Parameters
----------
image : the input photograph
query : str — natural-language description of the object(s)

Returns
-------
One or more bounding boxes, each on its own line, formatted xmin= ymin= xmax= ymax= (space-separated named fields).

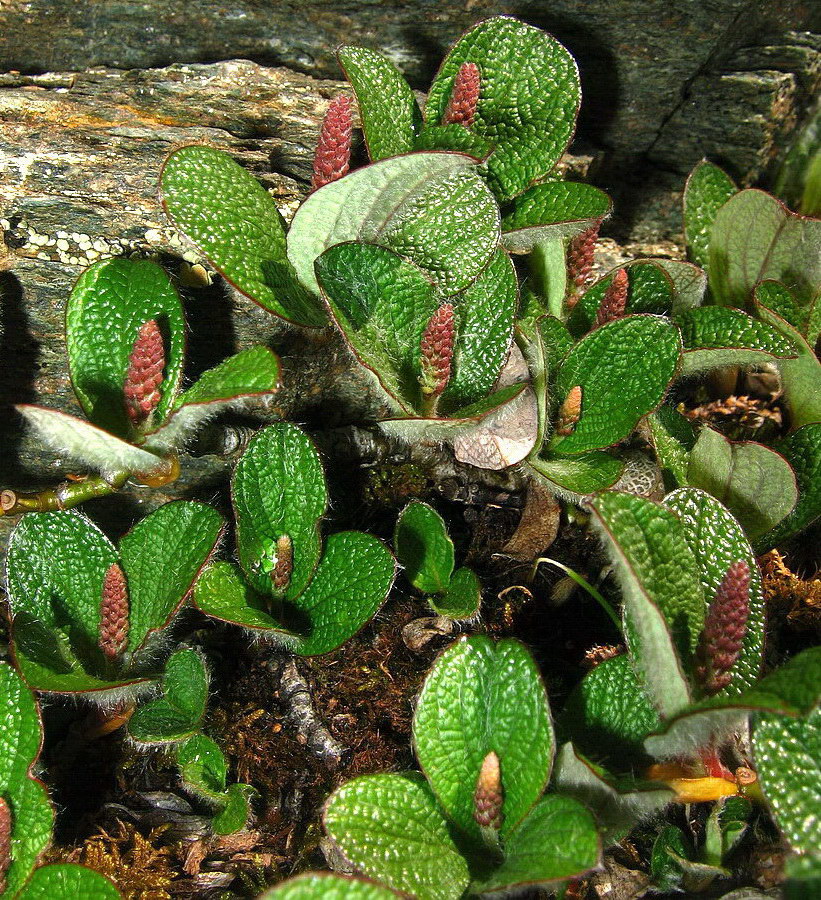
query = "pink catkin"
xmin=442 ymin=62 xmax=480 ymax=128
xmin=419 ymin=303 xmax=455 ymax=397
xmin=697 ymin=561 xmax=751 ymax=695
xmin=567 ymin=225 xmax=599 ymax=290
xmin=473 ymin=751 xmax=503 ymax=830
xmin=595 ymin=268 xmax=629 ymax=327
xmin=312 ymin=94 xmax=353 ymax=190
xmin=124 ymin=319 xmax=164 ymax=426
xmin=557 ymin=385 xmax=583 ymax=435
xmin=0 ymin=796 xmax=10 ymax=895
xmin=99 ymin=562 xmax=129 ymax=661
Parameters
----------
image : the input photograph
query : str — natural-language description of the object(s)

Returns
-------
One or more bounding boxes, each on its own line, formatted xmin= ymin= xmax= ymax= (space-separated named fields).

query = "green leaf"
xmin=289 ymin=152 xmax=499 ymax=296
xmin=413 ymin=635 xmax=553 ymax=842
xmin=337 ymin=46 xmax=421 ymax=160
xmin=128 ymin=648 xmax=209 ymax=744
xmin=16 ymin=405 xmax=166 ymax=481
xmin=684 ymin=427 xmax=798 ymax=541
xmin=590 ymin=493 xmax=699 ymax=718
xmin=119 ymin=501 xmax=224 ymax=652
xmin=426 ymin=17 xmax=580 ymax=201
xmin=683 ymin=161 xmax=738 ymax=270
xmin=394 ymin=501 xmax=454 ymax=594
xmin=754 ymin=280 xmax=807 ymax=332
xmin=260 ymin=873 xmax=404 ymax=899
xmin=440 ymin=249 xmax=518 ymax=413
xmin=552 ymin=316 xmax=681 ymax=454
xmin=752 ymin=706 xmax=821 ymax=856
xmin=160 ymin=145 xmax=323 ymax=325
xmin=0 ymin=664 xmax=54 ymax=898
xmin=316 ymin=242 xmax=438 ymax=413
xmin=323 ymin=773 xmax=470 ymax=900
xmin=212 ymin=783 xmax=255 ymax=835
xmin=529 ymin=450 xmax=624 ymax=498
xmin=232 ymin=424 xmax=327 ymax=601
xmin=677 ymin=306 xmax=797 ymax=375
xmin=66 ymin=258 xmax=185 ymax=437
xmin=413 ymin=125 xmax=493 ymax=159
xmin=709 ymin=189 xmax=821 ymax=309
xmin=472 ymin=795 xmax=600 ymax=894
xmin=147 ymin=346 xmax=281 ymax=451
xmin=16 ymin=864 xmax=122 ymax=899
xmin=552 ymin=743 xmax=672 ymax=846
xmin=651 ymin=825 xmax=688 ymax=892
xmin=501 ymin=182 xmax=611 ymax=253
xmin=177 ymin=734 xmax=228 ymax=800
xmin=431 ymin=567 xmax=482 ymax=620
xmin=664 ymin=488 xmax=765 ymax=694
xmin=647 ymin=406 xmax=696 ymax=488
xmin=757 ymin=423 xmax=821 ymax=552
xmin=652 ymin=259 xmax=708 ymax=313
xmin=558 ymin=655 xmax=663 ymax=770
xmin=527 ymin=240 xmax=567 ymax=320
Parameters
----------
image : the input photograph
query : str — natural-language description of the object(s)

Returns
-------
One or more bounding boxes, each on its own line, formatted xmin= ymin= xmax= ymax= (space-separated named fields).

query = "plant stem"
xmin=530 ymin=556 xmax=622 ymax=632
xmin=0 ymin=472 xmax=130 ymax=516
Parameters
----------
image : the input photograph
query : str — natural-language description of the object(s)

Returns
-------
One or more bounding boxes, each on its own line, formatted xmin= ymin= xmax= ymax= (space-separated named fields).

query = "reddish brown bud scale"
xmin=419 ymin=303 xmax=455 ymax=398
xmin=595 ymin=268 xmax=629 ymax=328
xmin=271 ymin=534 xmax=293 ymax=594
xmin=696 ymin=560 xmax=751 ymax=695
xmin=557 ymin=385 xmax=583 ymax=435
xmin=99 ymin=562 xmax=129 ymax=662
xmin=124 ymin=318 xmax=164 ymax=426
xmin=312 ymin=94 xmax=353 ymax=190
xmin=473 ymin=751 xmax=503 ymax=830
xmin=0 ymin=796 xmax=11 ymax=895
xmin=442 ymin=62 xmax=481 ymax=128
xmin=567 ymin=225 xmax=599 ymax=290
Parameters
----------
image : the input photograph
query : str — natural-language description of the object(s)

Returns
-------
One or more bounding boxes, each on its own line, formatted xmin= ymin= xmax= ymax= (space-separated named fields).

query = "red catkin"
xmin=473 ymin=751 xmax=503 ymax=830
xmin=271 ymin=534 xmax=293 ymax=594
xmin=697 ymin=561 xmax=751 ymax=695
xmin=442 ymin=62 xmax=480 ymax=128
xmin=557 ymin=385 xmax=583 ymax=435
xmin=311 ymin=94 xmax=353 ymax=190
xmin=99 ymin=562 xmax=129 ymax=662
xmin=595 ymin=268 xmax=629 ymax=327
xmin=124 ymin=319 xmax=164 ymax=426
xmin=567 ymin=225 xmax=599 ymax=290
xmin=0 ymin=796 xmax=11 ymax=895
xmin=419 ymin=303 xmax=455 ymax=398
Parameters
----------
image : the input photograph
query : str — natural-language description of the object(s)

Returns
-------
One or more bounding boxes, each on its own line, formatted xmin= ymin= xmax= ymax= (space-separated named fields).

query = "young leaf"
xmin=394 ymin=501 xmax=455 ymax=594
xmin=426 ymin=17 xmax=580 ymax=201
xmin=128 ymin=648 xmax=209 ymax=744
xmin=590 ymin=493 xmax=700 ymax=718
xmin=664 ymin=489 xmax=765 ymax=694
xmin=337 ymin=46 xmax=421 ymax=160
xmin=212 ymin=783 xmax=255 ymax=835
xmin=431 ymin=567 xmax=481 ymax=620
xmin=177 ymin=734 xmax=229 ymax=801
xmin=118 ymin=501 xmax=224 ymax=652
xmin=160 ymin=145 xmax=323 ymax=326
xmin=471 ymin=794 xmax=600 ymax=894
xmin=66 ymin=258 xmax=185 ymax=437
xmin=289 ymin=152 xmax=499 ymax=296
xmin=527 ymin=240 xmax=567 ymax=321
xmin=324 ymin=773 xmax=470 ymax=900
xmin=684 ymin=427 xmax=798 ymax=541
xmin=529 ymin=450 xmax=624 ymax=499
xmin=552 ymin=316 xmax=682 ymax=454
xmin=500 ymin=182 xmax=612 ymax=253
xmin=683 ymin=161 xmax=737 ymax=270
xmin=16 ymin=864 xmax=122 ymax=899
xmin=413 ymin=635 xmax=553 ymax=842
xmin=232 ymin=424 xmax=327 ymax=600
xmin=647 ymin=406 xmax=696 ymax=488
xmin=260 ymin=873 xmax=404 ymax=899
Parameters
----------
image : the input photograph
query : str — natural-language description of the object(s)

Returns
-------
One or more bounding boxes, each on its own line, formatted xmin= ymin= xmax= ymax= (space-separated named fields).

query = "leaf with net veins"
xmin=683 ymin=161 xmax=737 ymax=270
xmin=394 ymin=501 xmax=454 ymax=594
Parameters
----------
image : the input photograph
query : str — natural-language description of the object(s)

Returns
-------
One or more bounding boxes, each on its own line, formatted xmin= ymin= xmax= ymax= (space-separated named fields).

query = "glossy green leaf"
xmin=324 ymin=773 xmax=470 ymax=900
xmin=431 ymin=567 xmax=482 ymax=620
xmin=128 ymin=648 xmax=208 ymax=744
xmin=590 ymin=493 xmax=699 ymax=718
xmin=66 ymin=258 xmax=185 ymax=437
xmin=757 ymin=423 xmax=821 ymax=552
xmin=119 ymin=501 xmax=223 ymax=652
xmin=685 ymin=427 xmax=798 ymax=541
xmin=647 ymin=406 xmax=696 ymax=488
xmin=552 ymin=316 xmax=681 ymax=454
xmin=664 ymin=489 xmax=765 ymax=694
xmin=709 ymin=189 xmax=821 ymax=309
xmin=529 ymin=450 xmax=624 ymax=498
xmin=413 ymin=635 xmax=553 ymax=842
xmin=473 ymin=795 xmax=600 ymax=894
xmin=212 ymin=783 xmax=255 ymax=835
xmin=160 ymin=145 xmax=322 ymax=325
xmin=501 ymin=182 xmax=611 ymax=252
xmin=177 ymin=734 xmax=228 ymax=800
xmin=289 ymin=152 xmax=499 ymax=296
xmin=394 ymin=501 xmax=454 ymax=594
xmin=683 ymin=161 xmax=737 ymax=269
xmin=232 ymin=424 xmax=327 ymax=600
xmin=677 ymin=306 xmax=797 ymax=375
xmin=260 ymin=873 xmax=403 ymax=899
xmin=413 ymin=125 xmax=493 ymax=159
xmin=651 ymin=825 xmax=688 ymax=892
xmin=426 ymin=17 xmax=580 ymax=201
xmin=147 ymin=346 xmax=281 ymax=451
xmin=337 ymin=46 xmax=421 ymax=160
xmin=527 ymin=240 xmax=567 ymax=321
xmin=16 ymin=864 xmax=122 ymax=899
xmin=16 ymin=405 xmax=165 ymax=481
xmin=755 ymin=280 xmax=807 ymax=332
